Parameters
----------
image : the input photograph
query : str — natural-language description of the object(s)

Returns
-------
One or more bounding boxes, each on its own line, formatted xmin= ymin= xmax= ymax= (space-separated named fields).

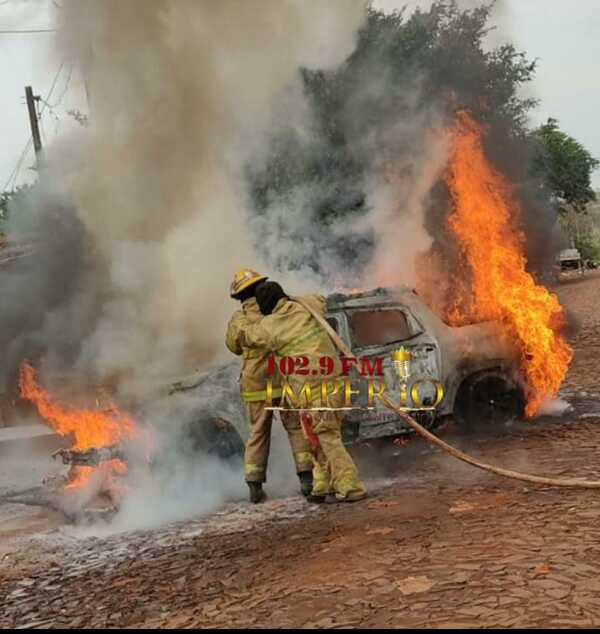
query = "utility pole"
xmin=24 ymin=86 xmax=43 ymax=168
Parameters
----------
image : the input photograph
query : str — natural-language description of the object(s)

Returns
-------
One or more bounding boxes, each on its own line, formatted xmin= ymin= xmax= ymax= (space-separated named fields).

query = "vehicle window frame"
xmin=326 ymin=316 xmax=340 ymax=333
xmin=325 ymin=312 xmax=354 ymax=352
xmin=346 ymin=306 xmax=423 ymax=349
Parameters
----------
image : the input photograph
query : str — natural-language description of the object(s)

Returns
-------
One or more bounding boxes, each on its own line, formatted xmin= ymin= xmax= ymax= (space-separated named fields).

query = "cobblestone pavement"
xmin=555 ymin=272 xmax=600 ymax=394
xmin=1 ymin=274 xmax=600 ymax=629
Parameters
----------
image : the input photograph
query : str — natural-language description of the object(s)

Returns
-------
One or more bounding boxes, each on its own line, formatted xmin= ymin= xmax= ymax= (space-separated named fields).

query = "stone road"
xmin=1 ymin=274 xmax=600 ymax=628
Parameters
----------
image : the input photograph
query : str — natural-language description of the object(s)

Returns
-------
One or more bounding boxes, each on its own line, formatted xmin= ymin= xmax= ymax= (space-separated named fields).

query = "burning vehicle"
xmin=6 ymin=112 xmax=572 ymax=524
xmin=170 ymin=285 xmax=525 ymax=447
xmin=170 ymin=114 xmax=574 ymax=451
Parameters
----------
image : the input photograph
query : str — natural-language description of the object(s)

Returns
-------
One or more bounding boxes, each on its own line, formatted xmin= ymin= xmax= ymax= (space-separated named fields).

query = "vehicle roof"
xmin=326 ymin=285 xmax=422 ymax=311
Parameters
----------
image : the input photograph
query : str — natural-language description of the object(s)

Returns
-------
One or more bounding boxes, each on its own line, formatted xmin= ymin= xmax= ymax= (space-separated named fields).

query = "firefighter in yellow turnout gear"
xmin=240 ymin=281 xmax=367 ymax=503
xmin=226 ymin=269 xmax=314 ymax=504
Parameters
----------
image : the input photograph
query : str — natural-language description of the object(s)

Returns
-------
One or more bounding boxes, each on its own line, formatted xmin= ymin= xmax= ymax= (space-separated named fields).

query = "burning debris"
xmin=53 ymin=446 xmax=126 ymax=467
xmin=18 ymin=361 xmax=151 ymax=521
xmin=18 ymin=361 xmax=138 ymax=451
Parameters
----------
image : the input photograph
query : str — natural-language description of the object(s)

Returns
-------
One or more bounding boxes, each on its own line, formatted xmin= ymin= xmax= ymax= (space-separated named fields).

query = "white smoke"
xmin=47 ymin=0 xmax=366 ymax=396
xmin=363 ymin=122 xmax=450 ymax=289
xmin=535 ymin=397 xmax=573 ymax=417
xmin=248 ymin=35 xmax=452 ymax=294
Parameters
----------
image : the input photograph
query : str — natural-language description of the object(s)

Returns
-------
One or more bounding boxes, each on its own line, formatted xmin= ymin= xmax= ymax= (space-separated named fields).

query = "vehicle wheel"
xmin=454 ymin=372 xmax=525 ymax=433
xmin=183 ymin=416 xmax=245 ymax=461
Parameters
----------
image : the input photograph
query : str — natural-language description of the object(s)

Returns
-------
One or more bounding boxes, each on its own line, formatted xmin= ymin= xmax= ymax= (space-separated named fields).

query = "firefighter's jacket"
xmin=238 ymin=295 xmax=343 ymax=406
xmin=225 ymin=298 xmax=276 ymax=402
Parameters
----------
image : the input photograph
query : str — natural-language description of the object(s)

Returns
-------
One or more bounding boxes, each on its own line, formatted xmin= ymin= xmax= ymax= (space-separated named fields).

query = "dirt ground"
xmin=2 ymin=273 xmax=600 ymax=629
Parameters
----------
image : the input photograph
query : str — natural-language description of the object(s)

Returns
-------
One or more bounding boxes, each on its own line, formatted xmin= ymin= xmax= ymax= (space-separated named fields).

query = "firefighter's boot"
xmin=247 ymin=481 xmax=266 ymax=504
xmin=324 ymin=491 xmax=367 ymax=504
xmin=312 ymin=412 xmax=367 ymax=502
xmin=298 ymin=471 xmax=313 ymax=497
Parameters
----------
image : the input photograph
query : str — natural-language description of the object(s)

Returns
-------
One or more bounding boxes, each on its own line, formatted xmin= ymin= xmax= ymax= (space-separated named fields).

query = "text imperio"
xmin=265 ymin=377 xmax=444 ymax=411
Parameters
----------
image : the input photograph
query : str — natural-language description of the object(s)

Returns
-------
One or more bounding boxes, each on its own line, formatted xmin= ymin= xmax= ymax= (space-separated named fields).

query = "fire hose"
xmin=293 ymin=297 xmax=600 ymax=489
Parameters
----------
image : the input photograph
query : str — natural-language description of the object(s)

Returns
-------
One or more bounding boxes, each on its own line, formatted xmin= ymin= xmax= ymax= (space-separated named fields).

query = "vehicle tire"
xmin=453 ymin=372 xmax=525 ymax=433
xmin=183 ymin=416 xmax=245 ymax=462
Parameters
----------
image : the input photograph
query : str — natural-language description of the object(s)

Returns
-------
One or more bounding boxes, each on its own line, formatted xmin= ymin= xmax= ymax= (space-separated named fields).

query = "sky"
xmin=1 ymin=0 xmax=599 ymax=191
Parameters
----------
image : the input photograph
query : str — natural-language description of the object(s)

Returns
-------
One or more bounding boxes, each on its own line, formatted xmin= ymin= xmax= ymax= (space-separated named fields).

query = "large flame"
xmin=445 ymin=111 xmax=573 ymax=416
xmin=19 ymin=361 xmax=137 ymax=451
xmin=18 ymin=361 xmax=141 ymax=498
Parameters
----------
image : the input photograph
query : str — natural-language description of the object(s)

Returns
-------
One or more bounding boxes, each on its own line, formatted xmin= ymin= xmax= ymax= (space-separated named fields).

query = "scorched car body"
xmin=169 ymin=286 xmax=525 ymax=454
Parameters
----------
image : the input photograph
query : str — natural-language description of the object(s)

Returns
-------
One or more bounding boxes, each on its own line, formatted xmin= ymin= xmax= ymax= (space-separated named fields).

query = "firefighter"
xmin=240 ymin=281 xmax=367 ymax=504
xmin=226 ymin=269 xmax=314 ymax=504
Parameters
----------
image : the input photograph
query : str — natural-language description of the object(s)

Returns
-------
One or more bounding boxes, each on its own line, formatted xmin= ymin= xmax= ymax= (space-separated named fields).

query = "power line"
xmin=0 ymin=29 xmax=56 ymax=34
xmin=49 ymin=63 xmax=73 ymax=111
xmin=11 ymin=139 xmax=33 ymax=191
xmin=2 ymin=62 xmax=66 ymax=192
xmin=2 ymin=137 xmax=32 ymax=193
xmin=39 ymin=61 xmax=65 ymax=116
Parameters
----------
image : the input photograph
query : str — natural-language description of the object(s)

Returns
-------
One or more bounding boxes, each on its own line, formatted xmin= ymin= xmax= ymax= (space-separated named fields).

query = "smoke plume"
xmin=1 ymin=0 xmax=367 ymax=397
xmin=58 ymin=0 xmax=366 ymax=394
xmin=249 ymin=0 xmax=553 ymax=315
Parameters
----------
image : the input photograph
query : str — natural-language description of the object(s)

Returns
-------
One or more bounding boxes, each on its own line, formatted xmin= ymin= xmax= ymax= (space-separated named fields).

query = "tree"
xmin=574 ymin=231 xmax=600 ymax=263
xmin=532 ymin=118 xmax=599 ymax=213
xmin=0 ymin=184 xmax=35 ymax=235
xmin=248 ymin=1 xmax=542 ymax=279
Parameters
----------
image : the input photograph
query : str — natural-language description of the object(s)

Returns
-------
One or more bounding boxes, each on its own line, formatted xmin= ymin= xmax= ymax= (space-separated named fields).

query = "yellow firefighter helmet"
xmin=230 ymin=268 xmax=268 ymax=298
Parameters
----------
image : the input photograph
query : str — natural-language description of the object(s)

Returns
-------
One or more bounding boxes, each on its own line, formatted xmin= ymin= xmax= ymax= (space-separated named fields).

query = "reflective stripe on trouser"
xmin=312 ymin=456 xmax=331 ymax=497
xmin=241 ymin=386 xmax=282 ymax=403
xmin=310 ymin=411 xmax=367 ymax=499
xmin=244 ymin=401 xmax=314 ymax=483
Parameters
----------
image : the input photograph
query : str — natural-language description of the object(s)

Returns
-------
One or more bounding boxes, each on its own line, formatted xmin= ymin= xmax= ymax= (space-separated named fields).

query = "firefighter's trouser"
xmin=244 ymin=401 xmax=314 ymax=483
xmin=309 ymin=411 xmax=367 ymax=500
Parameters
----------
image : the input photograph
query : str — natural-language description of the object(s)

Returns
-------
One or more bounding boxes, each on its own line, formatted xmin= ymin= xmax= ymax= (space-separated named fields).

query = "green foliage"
xmin=249 ymin=1 xmax=541 ymax=276
xmin=574 ymin=231 xmax=600 ymax=262
xmin=300 ymin=1 xmax=538 ymax=160
xmin=532 ymin=118 xmax=599 ymax=212
xmin=0 ymin=191 xmax=11 ymax=223
xmin=307 ymin=2 xmax=535 ymax=125
xmin=0 ymin=184 xmax=35 ymax=233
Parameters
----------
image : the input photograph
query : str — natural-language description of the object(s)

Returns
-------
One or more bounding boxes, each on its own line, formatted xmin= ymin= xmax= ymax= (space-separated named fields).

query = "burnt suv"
xmin=168 ymin=286 xmax=525 ymax=457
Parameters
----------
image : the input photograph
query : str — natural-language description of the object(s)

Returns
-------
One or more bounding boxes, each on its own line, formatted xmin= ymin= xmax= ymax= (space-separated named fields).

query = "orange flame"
xmin=18 ymin=361 xmax=142 ymax=499
xmin=65 ymin=466 xmax=95 ymax=490
xmin=445 ymin=111 xmax=573 ymax=416
xmin=19 ymin=361 xmax=137 ymax=451
xmin=64 ymin=460 xmax=129 ymax=490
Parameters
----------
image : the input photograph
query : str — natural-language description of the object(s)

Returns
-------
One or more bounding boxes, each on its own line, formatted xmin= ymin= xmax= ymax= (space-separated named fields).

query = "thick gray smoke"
xmin=246 ymin=21 xmax=452 ymax=292
xmin=246 ymin=66 xmax=451 ymax=289
xmin=54 ymin=0 xmax=366 ymax=396
xmin=248 ymin=0 xmax=550 ymax=311
xmin=0 ymin=1 xmax=368 ymax=528
xmin=1 ymin=0 xmax=366 ymax=397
